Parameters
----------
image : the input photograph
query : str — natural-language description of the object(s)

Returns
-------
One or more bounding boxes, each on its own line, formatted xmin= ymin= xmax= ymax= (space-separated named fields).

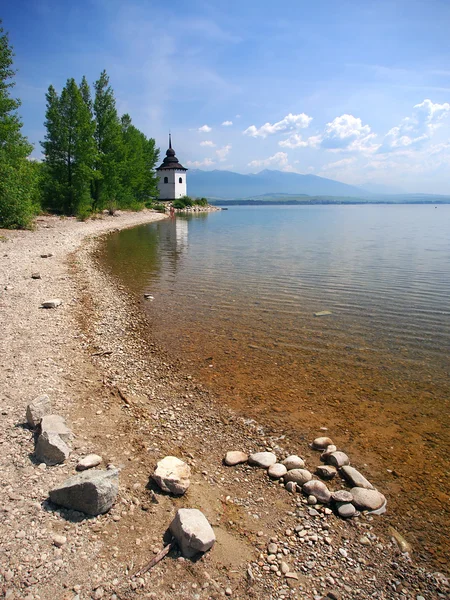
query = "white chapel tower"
xmin=156 ymin=134 xmax=188 ymax=200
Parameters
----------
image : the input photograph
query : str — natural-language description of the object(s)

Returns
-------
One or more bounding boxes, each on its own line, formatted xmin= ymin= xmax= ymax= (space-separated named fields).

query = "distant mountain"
xmin=359 ymin=182 xmax=406 ymax=195
xmin=188 ymin=169 xmax=367 ymax=199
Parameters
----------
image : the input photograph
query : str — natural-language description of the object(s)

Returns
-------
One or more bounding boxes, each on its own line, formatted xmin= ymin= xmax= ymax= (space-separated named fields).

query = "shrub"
xmin=172 ymin=199 xmax=185 ymax=209
xmin=194 ymin=197 xmax=208 ymax=207
xmin=152 ymin=203 xmax=166 ymax=212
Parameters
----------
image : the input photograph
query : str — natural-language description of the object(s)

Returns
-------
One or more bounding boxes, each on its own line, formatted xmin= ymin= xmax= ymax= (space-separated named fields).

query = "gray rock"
xmin=267 ymin=463 xmax=287 ymax=479
xmin=302 ymin=480 xmax=331 ymax=504
xmin=351 ymin=487 xmax=386 ymax=511
xmin=307 ymin=495 xmax=317 ymax=505
xmin=76 ymin=454 xmax=102 ymax=471
xmin=152 ymin=456 xmax=191 ymax=495
xmin=40 ymin=415 xmax=73 ymax=443
xmin=35 ymin=431 xmax=70 ymax=465
xmin=169 ymin=508 xmax=216 ymax=558
xmin=340 ymin=465 xmax=374 ymax=490
xmin=282 ymin=455 xmax=305 ymax=470
xmin=285 ymin=481 xmax=297 ymax=494
xmin=224 ymin=451 xmax=248 ymax=466
xmin=49 ymin=469 xmax=119 ymax=515
xmin=284 ymin=469 xmax=313 ymax=486
xmin=248 ymin=452 xmax=277 ymax=468
xmin=26 ymin=394 xmax=51 ymax=428
xmin=41 ymin=299 xmax=62 ymax=309
xmin=316 ymin=465 xmax=337 ymax=480
xmin=312 ymin=436 xmax=334 ymax=450
xmin=326 ymin=451 xmax=350 ymax=468
xmin=31 ymin=272 xmax=41 ymax=279
xmin=336 ymin=502 xmax=356 ymax=518
xmin=332 ymin=490 xmax=354 ymax=503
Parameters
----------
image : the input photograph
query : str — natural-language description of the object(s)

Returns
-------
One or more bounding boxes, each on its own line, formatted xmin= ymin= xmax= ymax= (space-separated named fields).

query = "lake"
xmin=102 ymin=204 xmax=450 ymax=567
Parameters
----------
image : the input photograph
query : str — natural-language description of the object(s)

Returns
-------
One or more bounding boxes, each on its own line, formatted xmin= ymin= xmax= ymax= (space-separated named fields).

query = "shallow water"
xmin=102 ymin=205 xmax=450 ymax=568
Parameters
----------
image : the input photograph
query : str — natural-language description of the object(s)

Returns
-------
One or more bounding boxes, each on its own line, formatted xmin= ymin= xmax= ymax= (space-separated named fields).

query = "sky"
xmin=3 ymin=0 xmax=450 ymax=193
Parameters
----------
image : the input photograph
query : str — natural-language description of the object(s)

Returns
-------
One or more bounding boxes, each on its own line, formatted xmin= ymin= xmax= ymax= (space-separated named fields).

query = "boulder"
xmin=326 ymin=451 xmax=350 ymax=468
xmin=169 ymin=508 xmax=216 ymax=558
xmin=35 ymin=431 xmax=70 ymax=465
xmin=41 ymin=299 xmax=62 ymax=309
xmin=49 ymin=469 xmax=119 ymax=516
xmin=331 ymin=490 xmax=354 ymax=503
xmin=282 ymin=455 xmax=305 ymax=470
xmin=224 ymin=451 xmax=248 ymax=466
xmin=267 ymin=463 xmax=287 ymax=479
xmin=26 ymin=394 xmax=51 ymax=428
xmin=340 ymin=466 xmax=374 ymax=490
xmin=312 ymin=437 xmax=334 ymax=450
xmin=152 ymin=456 xmax=191 ymax=495
xmin=40 ymin=415 xmax=73 ymax=443
xmin=248 ymin=452 xmax=277 ymax=468
xmin=284 ymin=469 xmax=312 ymax=486
xmin=76 ymin=454 xmax=102 ymax=471
xmin=316 ymin=465 xmax=337 ymax=480
xmin=336 ymin=502 xmax=356 ymax=518
xmin=351 ymin=487 xmax=386 ymax=511
xmin=302 ymin=480 xmax=331 ymax=504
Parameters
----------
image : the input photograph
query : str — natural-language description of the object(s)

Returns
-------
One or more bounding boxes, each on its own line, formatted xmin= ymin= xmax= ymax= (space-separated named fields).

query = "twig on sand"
xmin=133 ymin=540 xmax=176 ymax=577
xmin=91 ymin=350 xmax=113 ymax=357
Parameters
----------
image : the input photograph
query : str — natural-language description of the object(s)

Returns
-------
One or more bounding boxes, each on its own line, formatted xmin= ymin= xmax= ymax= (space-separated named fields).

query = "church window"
xmin=179 ymin=177 xmax=183 ymax=184
xmin=164 ymin=176 xmax=168 ymax=184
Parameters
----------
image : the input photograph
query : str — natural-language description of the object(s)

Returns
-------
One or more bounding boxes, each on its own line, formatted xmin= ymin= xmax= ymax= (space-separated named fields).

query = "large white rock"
xmin=248 ymin=452 xmax=277 ymax=468
xmin=170 ymin=508 xmax=216 ymax=558
xmin=152 ymin=456 xmax=191 ymax=495
xmin=76 ymin=454 xmax=102 ymax=471
xmin=326 ymin=451 xmax=350 ymax=468
xmin=268 ymin=463 xmax=287 ymax=479
xmin=282 ymin=455 xmax=305 ymax=470
xmin=224 ymin=451 xmax=248 ymax=466
xmin=284 ymin=469 xmax=313 ymax=486
xmin=26 ymin=394 xmax=51 ymax=428
xmin=40 ymin=415 xmax=73 ymax=443
xmin=302 ymin=480 xmax=331 ymax=504
xmin=340 ymin=466 xmax=374 ymax=490
xmin=351 ymin=487 xmax=386 ymax=511
xmin=312 ymin=436 xmax=334 ymax=450
xmin=35 ymin=431 xmax=70 ymax=465
xmin=49 ymin=469 xmax=119 ymax=516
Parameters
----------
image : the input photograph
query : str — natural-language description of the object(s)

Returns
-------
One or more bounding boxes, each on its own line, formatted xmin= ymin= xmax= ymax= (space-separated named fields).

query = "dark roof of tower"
xmin=156 ymin=134 xmax=188 ymax=171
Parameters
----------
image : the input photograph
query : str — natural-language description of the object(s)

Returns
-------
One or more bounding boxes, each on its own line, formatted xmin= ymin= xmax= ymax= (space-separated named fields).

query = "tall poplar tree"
xmin=0 ymin=20 xmax=39 ymax=228
xmin=93 ymin=70 xmax=123 ymax=212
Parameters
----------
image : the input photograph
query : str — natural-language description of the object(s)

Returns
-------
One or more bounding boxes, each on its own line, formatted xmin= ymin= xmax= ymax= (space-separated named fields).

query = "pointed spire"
xmin=169 ymin=132 xmax=172 ymax=149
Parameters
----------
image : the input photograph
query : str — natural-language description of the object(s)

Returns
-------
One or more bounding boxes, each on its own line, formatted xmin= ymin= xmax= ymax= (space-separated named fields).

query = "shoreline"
xmin=0 ymin=213 xmax=448 ymax=599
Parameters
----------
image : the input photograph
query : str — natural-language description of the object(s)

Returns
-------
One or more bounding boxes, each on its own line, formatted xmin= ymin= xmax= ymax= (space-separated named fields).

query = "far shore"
xmin=0 ymin=211 xmax=448 ymax=599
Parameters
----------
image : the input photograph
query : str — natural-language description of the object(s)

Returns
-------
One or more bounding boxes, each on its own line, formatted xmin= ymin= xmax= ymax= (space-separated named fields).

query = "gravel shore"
xmin=0 ymin=213 xmax=448 ymax=600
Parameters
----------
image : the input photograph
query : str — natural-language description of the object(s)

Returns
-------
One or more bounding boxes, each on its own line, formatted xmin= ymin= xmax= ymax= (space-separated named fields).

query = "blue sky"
xmin=3 ymin=0 xmax=450 ymax=193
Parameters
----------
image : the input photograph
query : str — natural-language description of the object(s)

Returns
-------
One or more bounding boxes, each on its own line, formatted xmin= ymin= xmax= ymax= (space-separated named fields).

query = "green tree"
xmin=92 ymin=70 xmax=123 ymax=212
xmin=0 ymin=20 xmax=39 ymax=228
xmin=41 ymin=78 xmax=97 ymax=217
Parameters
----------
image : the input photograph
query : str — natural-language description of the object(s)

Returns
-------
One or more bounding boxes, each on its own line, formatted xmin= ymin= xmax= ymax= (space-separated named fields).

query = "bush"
xmin=0 ymin=160 xmax=41 ymax=229
xmin=194 ymin=197 xmax=208 ymax=207
xmin=172 ymin=199 xmax=185 ymax=209
xmin=152 ymin=203 xmax=166 ymax=212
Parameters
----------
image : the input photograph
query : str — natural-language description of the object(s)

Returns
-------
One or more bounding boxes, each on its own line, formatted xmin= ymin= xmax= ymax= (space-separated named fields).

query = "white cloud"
xmin=186 ymin=158 xmax=215 ymax=167
xmin=200 ymin=140 xmax=216 ymax=147
xmin=321 ymin=157 xmax=357 ymax=171
xmin=248 ymin=152 xmax=289 ymax=169
xmin=317 ymin=114 xmax=379 ymax=153
xmin=243 ymin=113 xmax=312 ymax=138
xmin=198 ymin=124 xmax=212 ymax=133
xmin=222 ymin=120 xmax=233 ymax=126
xmin=383 ymin=98 xmax=450 ymax=150
xmin=279 ymin=134 xmax=310 ymax=148
xmin=216 ymin=144 xmax=232 ymax=161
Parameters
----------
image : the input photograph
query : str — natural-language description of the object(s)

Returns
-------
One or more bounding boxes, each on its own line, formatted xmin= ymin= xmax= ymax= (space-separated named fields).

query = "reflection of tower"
xmin=175 ymin=218 xmax=188 ymax=249
xmin=156 ymin=134 xmax=188 ymax=200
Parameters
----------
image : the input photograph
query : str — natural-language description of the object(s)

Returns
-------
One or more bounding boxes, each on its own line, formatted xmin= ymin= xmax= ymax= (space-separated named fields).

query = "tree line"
xmin=0 ymin=20 xmax=160 ymax=229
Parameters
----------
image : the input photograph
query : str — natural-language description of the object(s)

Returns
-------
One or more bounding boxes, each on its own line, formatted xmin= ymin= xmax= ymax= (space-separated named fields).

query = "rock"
xmin=280 ymin=561 xmax=289 ymax=574
xmin=282 ymin=455 xmax=305 ymax=470
xmin=224 ymin=451 xmax=248 ymax=466
xmin=316 ymin=465 xmax=337 ymax=480
xmin=302 ymin=480 xmax=331 ymax=503
xmin=326 ymin=451 xmax=350 ymax=468
xmin=336 ymin=502 xmax=356 ymax=518
xmin=40 ymin=415 xmax=73 ymax=443
xmin=388 ymin=526 xmax=412 ymax=553
xmin=285 ymin=481 xmax=297 ymax=494
xmin=52 ymin=534 xmax=67 ymax=547
xmin=307 ymin=495 xmax=317 ymax=505
xmin=331 ymin=490 xmax=353 ymax=503
xmin=31 ymin=272 xmax=41 ymax=279
xmin=152 ymin=456 xmax=191 ymax=495
xmin=351 ymin=487 xmax=386 ymax=511
xmin=49 ymin=469 xmax=119 ymax=516
xmin=40 ymin=253 xmax=53 ymax=258
xmin=312 ymin=437 xmax=334 ymax=450
xmin=267 ymin=542 xmax=278 ymax=554
xmin=267 ymin=463 xmax=287 ymax=479
xmin=76 ymin=454 xmax=102 ymax=471
xmin=26 ymin=394 xmax=51 ymax=428
xmin=339 ymin=465 xmax=374 ymax=490
xmin=35 ymin=431 xmax=70 ymax=465
xmin=169 ymin=508 xmax=216 ymax=558
xmin=320 ymin=445 xmax=338 ymax=462
xmin=284 ymin=469 xmax=313 ymax=486
xmin=248 ymin=452 xmax=277 ymax=468
xmin=41 ymin=299 xmax=62 ymax=309
xmin=285 ymin=572 xmax=298 ymax=580
xmin=314 ymin=311 xmax=332 ymax=317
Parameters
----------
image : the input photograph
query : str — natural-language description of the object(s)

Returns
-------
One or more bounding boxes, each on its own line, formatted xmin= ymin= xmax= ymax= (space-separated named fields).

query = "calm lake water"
xmin=102 ymin=204 xmax=450 ymax=567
